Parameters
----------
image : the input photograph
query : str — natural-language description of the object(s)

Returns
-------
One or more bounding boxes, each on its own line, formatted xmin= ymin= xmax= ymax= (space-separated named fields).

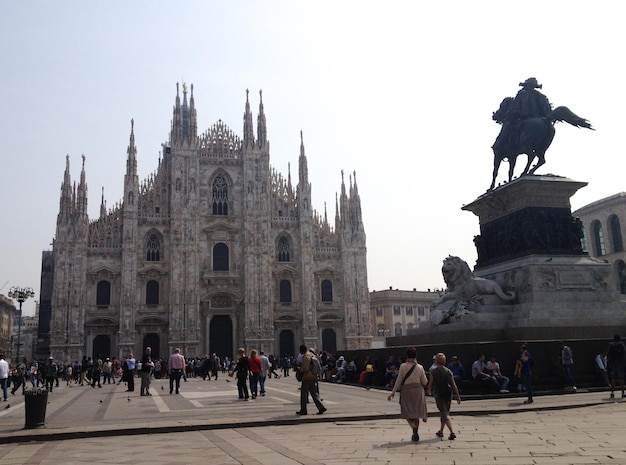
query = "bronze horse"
xmin=490 ymin=97 xmax=593 ymax=190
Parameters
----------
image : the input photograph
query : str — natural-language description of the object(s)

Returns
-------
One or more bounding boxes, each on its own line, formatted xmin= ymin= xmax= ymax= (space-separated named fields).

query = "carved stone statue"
xmin=431 ymin=256 xmax=516 ymax=325
xmin=490 ymin=78 xmax=593 ymax=190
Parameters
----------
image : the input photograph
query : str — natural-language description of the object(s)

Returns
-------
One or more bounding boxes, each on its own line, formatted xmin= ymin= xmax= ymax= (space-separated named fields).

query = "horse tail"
xmin=551 ymin=106 xmax=594 ymax=130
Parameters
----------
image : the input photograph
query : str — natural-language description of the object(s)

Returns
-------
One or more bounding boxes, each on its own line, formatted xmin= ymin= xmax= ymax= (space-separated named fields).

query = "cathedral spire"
xmin=243 ymin=89 xmax=255 ymax=148
xmin=340 ymin=170 xmax=349 ymax=231
xmin=77 ymin=154 xmax=88 ymax=219
xmin=126 ymin=119 xmax=137 ymax=177
xmin=58 ymin=155 xmax=73 ymax=224
xmin=257 ymin=90 xmax=267 ymax=148
xmin=100 ymin=186 xmax=107 ymax=219
xmin=189 ymin=83 xmax=197 ymax=139
xmin=298 ymin=130 xmax=309 ymax=185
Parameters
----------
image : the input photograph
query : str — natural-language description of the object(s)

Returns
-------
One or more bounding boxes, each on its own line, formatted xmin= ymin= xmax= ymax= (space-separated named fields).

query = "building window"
xmin=212 ymin=175 xmax=229 ymax=215
xmin=96 ymin=280 xmax=111 ymax=306
xmin=213 ymin=243 xmax=229 ymax=271
xmin=146 ymin=280 xmax=159 ymax=305
xmin=375 ymin=307 xmax=383 ymax=317
xmin=277 ymin=236 xmax=291 ymax=262
xmin=418 ymin=306 xmax=425 ymax=316
xmin=321 ymin=280 xmax=333 ymax=302
xmin=394 ymin=324 xmax=402 ymax=337
xmin=393 ymin=305 xmax=401 ymax=316
xmin=592 ymin=220 xmax=606 ymax=256
xmin=610 ymin=215 xmax=624 ymax=253
xmin=146 ymin=233 xmax=161 ymax=261
xmin=280 ymin=280 xmax=292 ymax=304
xmin=406 ymin=306 xmax=413 ymax=316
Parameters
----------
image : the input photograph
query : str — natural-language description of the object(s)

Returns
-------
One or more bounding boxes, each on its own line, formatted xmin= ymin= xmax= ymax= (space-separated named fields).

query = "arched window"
xmin=592 ymin=220 xmax=606 ymax=256
xmin=146 ymin=233 xmax=161 ymax=261
xmin=96 ymin=280 xmax=111 ymax=306
xmin=277 ymin=236 xmax=291 ymax=262
xmin=280 ymin=280 xmax=292 ymax=303
xmin=321 ymin=280 xmax=333 ymax=302
xmin=212 ymin=175 xmax=229 ymax=215
xmin=146 ymin=280 xmax=159 ymax=305
xmin=610 ymin=215 xmax=624 ymax=253
xmin=213 ymin=243 xmax=229 ymax=271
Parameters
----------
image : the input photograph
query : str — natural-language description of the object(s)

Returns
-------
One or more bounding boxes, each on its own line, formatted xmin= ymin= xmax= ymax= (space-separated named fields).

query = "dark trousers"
xmin=127 ymin=370 xmax=135 ymax=391
xmin=300 ymin=379 xmax=325 ymax=413
xmin=45 ymin=376 xmax=54 ymax=392
xmin=237 ymin=374 xmax=249 ymax=399
xmin=169 ymin=369 xmax=182 ymax=393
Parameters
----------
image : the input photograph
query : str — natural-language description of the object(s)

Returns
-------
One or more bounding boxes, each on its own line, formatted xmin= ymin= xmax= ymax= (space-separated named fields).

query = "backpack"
xmin=608 ymin=343 xmax=625 ymax=359
xmin=310 ymin=355 xmax=321 ymax=375
xmin=433 ymin=366 xmax=453 ymax=399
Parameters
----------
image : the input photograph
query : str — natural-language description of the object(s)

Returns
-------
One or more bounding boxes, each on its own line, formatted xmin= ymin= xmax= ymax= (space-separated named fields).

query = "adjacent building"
xmin=0 ymin=295 xmax=14 ymax=360
xmin=47 ymin=84 xmax=371 ymax=363
xmin=573 ymin=192 xmax=626 ymax=294
xmin=370 ymin=288 xmax=439 ymax=347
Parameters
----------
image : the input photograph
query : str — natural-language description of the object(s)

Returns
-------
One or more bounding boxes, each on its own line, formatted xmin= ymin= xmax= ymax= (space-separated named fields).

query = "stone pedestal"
xmin=463 ymin=175 xmax=588 ymax=269
xmin=418 ymin=175 xmax=626 ymax=343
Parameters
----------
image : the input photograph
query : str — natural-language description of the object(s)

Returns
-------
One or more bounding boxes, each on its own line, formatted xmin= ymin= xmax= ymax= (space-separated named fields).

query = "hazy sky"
xmin=1 ymin=1 xmax=623 ymax=316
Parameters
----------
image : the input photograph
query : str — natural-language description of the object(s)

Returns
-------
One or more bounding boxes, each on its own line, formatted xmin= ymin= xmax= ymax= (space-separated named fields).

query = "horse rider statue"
xmin=490 ymin=78 xmax=593 ymax=191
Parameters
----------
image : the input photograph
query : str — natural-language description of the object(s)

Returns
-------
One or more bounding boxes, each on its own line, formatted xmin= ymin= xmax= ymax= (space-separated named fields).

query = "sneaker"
xmin=499 ymin=389 xmax=509 ymax=393
xmin=411 ymin=429 xmax=419 ymax=442
xmin=448 ymin=433 xmax=456 ymax=440
xmin=317 ymin=407 xmax=327 ymax=415
xmin=523 ymin=399 xmax=534 ymax=404
xmin=610 ymin=392 xmax=615 ymax=399
xmin=295 ymin=410 xmax=307 ymax=415
xmin=436 ymin=430 xmax=444 ymax=438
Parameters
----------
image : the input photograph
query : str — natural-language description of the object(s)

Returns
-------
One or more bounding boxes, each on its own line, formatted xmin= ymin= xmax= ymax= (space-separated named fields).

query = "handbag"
xmin=397 ymin=363 xmax=416 ymax=392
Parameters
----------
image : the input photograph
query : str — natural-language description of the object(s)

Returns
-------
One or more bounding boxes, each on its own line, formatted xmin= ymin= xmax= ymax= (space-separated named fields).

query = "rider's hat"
xmin=519 ymin=77 xmax=542 ymax=89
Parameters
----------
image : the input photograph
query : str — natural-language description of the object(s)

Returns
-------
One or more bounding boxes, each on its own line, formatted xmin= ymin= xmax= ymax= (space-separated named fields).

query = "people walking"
xmin=520 ymin=345 xmax=534 ymax=404
xmin=0 ymin=353 xmax=9 ymax=401
xmin=427 ymin=353 xmax=461 ymax=440
xmin=140 ymin=347 xmax=154 ymax=396
xmin=387 ymin=347 xmax=427 ymax=442
xmin=296 ymin=345 xmax=326 ymax=416
xmin=248 ymin=349 xmax=262 ymax=399
xmin=607 ymin=334 xmax=626 ymax=399
xmin=124 ymin=353 xmax=136 ymax=392
xmin=168 ymin=348 xmax=186 ymax=395
xmin=235 ymin=348 xmax=250 ymax=401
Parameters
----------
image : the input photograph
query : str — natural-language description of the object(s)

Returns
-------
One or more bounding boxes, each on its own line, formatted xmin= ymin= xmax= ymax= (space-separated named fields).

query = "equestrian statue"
xmin=490 ymin=78 xmax=593 ymax=191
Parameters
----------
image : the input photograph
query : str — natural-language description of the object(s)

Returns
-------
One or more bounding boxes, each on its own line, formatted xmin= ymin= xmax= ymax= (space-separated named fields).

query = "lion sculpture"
xmin=435 ymin=255 xmax=516 ymax=308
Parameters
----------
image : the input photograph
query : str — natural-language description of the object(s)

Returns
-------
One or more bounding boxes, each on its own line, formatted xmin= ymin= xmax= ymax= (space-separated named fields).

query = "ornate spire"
xmin=257 ymin=90 xmax=267 ymax=148
xmin=243 ymin=89 xmax=255 ymax=148
xmin=189 ymin=83 xmax=197 ymax=138
xmin=126 ymin=119 xmax=137 ymax=177
xmin=58 ymin=155 xmax=73 ymax=224
xmin=77 ymin=154 xmax=88 ymax=218
xmin=100 ymin=186 xmax=106 ymax=219
xmin=299 ymin=130 xmax=308 ymax=185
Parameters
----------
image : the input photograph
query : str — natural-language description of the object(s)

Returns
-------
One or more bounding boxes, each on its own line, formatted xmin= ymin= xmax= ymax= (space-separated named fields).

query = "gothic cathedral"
xmin=48 ymin=84 xmax=371 ymax=362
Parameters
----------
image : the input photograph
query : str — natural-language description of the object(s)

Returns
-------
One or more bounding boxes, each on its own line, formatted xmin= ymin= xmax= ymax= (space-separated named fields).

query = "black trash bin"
xmin=24 ymin=389 xmax=48 ymax=429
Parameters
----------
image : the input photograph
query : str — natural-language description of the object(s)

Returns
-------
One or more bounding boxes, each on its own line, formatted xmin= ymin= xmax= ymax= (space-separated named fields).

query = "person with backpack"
xmin=428 ymin=353 xmax=461 ymax=441
xmin=607 ymin=334 xmax=626 ymax=399
xmin=296 ymin=344 xmax=326 ymax=415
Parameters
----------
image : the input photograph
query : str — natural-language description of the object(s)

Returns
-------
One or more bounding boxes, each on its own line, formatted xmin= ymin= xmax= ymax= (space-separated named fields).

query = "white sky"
xmin=1 ymin=1 xmax=623 ymax=316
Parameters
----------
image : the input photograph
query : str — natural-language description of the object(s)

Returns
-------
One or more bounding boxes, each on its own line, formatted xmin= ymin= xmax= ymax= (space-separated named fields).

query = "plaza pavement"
xmin=0 ymin=374 xmax=625 ymax=464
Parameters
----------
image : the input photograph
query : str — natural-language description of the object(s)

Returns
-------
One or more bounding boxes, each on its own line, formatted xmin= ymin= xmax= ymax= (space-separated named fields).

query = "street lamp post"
xmin=8 ymin=286 xmax=35 ymax=363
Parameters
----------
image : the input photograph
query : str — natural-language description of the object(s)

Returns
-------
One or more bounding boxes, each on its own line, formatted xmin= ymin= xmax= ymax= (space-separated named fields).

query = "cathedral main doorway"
xmin=143 ymin=333 xmax=160 ymax=360
xmin=279 ymin=330 xmax=295 ymax=357
xmin=322 ymin=328 xmax=337 ymax=355
xmin=209 ymin=315 xmax=233 ymax=359
xmin=92 ymin=335 xmax=111 ymax=359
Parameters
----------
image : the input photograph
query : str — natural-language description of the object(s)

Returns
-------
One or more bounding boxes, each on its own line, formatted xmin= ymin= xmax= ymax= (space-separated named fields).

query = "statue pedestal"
xmin=463 ymin=175 xmax=588 ymax=269
xmin=416 ymin=174 xmax=626 ymax=343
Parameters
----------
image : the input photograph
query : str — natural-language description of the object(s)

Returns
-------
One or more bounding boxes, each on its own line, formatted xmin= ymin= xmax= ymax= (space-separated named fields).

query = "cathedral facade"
xmin=48 ymin=84 xmax=371 ymax=362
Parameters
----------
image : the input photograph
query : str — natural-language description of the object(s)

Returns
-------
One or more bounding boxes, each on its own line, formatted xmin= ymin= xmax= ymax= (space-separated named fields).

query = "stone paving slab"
xmin=0 ymin=375 xmax=623 ymax=465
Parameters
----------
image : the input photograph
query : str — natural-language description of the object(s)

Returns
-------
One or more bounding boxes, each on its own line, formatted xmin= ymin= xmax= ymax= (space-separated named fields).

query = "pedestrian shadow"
xmin=375 ymin=438 xmax=441 ymax=449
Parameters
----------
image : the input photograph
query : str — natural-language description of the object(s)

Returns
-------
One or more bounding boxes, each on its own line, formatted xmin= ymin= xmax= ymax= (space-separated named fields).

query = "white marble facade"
xmin=49 ymin=84 xmax=371 ymax=363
